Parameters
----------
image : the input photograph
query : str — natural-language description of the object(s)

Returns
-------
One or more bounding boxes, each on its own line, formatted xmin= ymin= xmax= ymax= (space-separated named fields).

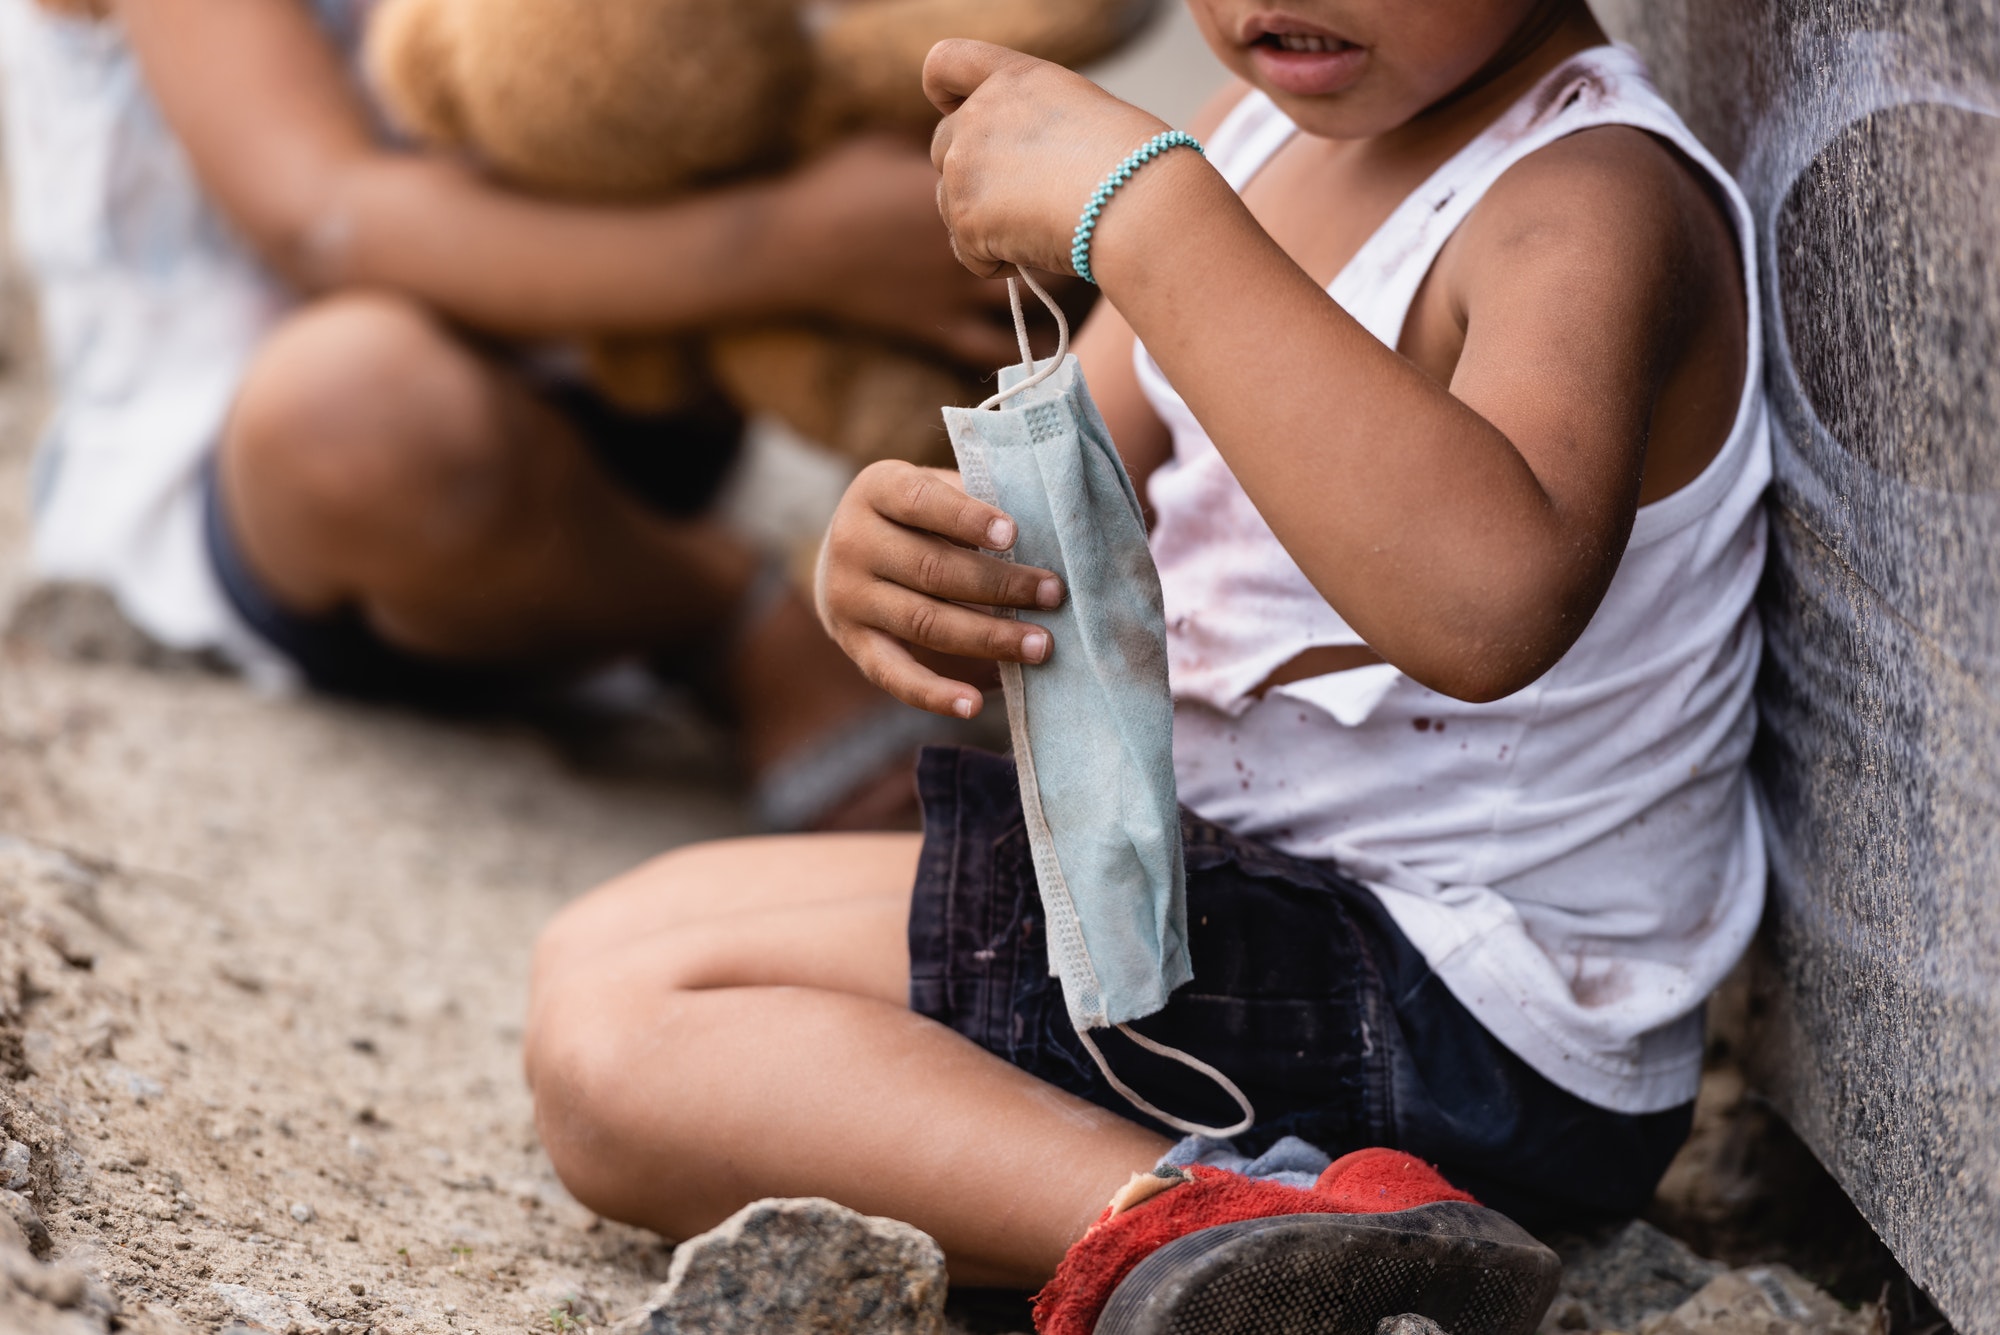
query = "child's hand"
xmin=817 ymin=461 xmax=1066 ymax=719
xmin=924 ymin=40 xmax=1172 ymax=278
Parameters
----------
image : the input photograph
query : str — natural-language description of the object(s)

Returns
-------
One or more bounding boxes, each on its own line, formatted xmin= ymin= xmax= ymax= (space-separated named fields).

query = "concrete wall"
xmin=1595 ymin=3 xmax=2000 ymax=1331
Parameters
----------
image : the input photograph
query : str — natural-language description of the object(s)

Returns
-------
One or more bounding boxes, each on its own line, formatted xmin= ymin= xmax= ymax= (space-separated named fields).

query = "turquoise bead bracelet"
xmin=1070 ymin=130 xmax=1205 ymax=285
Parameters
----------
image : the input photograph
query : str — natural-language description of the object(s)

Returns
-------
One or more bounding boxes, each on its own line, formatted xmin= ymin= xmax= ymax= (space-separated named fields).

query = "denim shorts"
xmin=907 ymin=746 xmax=1694 ymax=1232
xmin=203 ymin=382 xmax=741 ymax=709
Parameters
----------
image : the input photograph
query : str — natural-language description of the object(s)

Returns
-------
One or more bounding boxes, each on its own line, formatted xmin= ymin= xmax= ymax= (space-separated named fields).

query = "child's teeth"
xmin=1277 ymin=33 xmax=1333 ymax=52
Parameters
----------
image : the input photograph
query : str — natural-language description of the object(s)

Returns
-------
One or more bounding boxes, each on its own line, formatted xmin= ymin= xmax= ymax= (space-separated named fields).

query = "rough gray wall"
xmin=1595 ymin=3 xmax=2000 ymax=1331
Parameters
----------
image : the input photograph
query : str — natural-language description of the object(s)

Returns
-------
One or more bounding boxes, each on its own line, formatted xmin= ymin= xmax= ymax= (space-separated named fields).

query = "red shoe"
xmin=1035 ymin=1149 xmax=1559 ymax=1335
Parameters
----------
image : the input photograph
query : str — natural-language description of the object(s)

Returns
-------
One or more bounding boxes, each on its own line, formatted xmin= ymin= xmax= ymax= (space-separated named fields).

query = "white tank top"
xmin=1138 ymin=45 xmax=1771 ymax=1114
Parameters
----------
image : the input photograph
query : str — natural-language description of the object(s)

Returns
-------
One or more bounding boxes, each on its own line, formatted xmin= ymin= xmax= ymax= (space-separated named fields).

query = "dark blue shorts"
xmin=203 ymin=382 xmax=742 ymax=709
xmin=906 ymin=746 xmax=1693 ymax=1232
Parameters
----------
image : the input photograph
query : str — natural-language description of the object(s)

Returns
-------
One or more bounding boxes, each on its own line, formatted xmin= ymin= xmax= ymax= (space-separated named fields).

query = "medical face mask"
xmin=942 ymin=273 xmax=1253 ymax=1138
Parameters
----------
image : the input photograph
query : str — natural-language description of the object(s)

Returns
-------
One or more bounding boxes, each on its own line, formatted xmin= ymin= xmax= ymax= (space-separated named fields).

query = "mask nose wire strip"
xmin=979 ymin=269 xmax=1070 ymax=410
xmin=1079 ymin=1027 xmax=1257 ymax=1139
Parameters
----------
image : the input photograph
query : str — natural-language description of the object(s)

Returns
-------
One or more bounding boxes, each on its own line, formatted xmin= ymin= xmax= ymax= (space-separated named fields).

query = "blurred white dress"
xmin=0 ymin=0 xmax=376 ymax=680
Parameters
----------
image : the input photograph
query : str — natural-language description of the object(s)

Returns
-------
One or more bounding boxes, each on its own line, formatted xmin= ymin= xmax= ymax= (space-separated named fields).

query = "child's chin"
xmin=1256 ymin=82 xmax=1408 ymax=143
xmin=1248 ymin=42 xmax=1369 ymax=98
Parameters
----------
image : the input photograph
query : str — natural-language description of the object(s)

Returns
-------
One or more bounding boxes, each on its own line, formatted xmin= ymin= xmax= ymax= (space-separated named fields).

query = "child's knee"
xmin=523 ymin=994 xmax=622 ymax=1174
xmin=226 ymin=293 xmax=515 ymax=543
xmin=523 ymin=982 xmax=684 ymax=1214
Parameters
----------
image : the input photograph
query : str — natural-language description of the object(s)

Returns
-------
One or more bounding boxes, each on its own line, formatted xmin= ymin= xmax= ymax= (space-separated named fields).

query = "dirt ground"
xmin=0 ymin=24 xmax=1947 ymax=1335
xmin=0 ymin=118 xmax=763 ymax=1330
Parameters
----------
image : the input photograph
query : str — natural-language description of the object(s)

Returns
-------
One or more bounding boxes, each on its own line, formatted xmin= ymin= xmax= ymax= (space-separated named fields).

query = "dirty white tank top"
xmin=1138 ymin=45 xmax=1771 ymax=1114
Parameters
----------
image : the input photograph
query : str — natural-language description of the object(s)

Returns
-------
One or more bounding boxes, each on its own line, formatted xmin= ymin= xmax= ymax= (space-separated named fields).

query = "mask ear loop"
xmin=1078 ymin=1027 xmax=1257 ymax=1139
xmin=978 ymin=268 xmax=1070 ymax=410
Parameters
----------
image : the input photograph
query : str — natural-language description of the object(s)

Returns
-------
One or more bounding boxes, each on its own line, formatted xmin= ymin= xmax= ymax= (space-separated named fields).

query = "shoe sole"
xmin=1093 ymin=1201 xmax=1562 ymax=1335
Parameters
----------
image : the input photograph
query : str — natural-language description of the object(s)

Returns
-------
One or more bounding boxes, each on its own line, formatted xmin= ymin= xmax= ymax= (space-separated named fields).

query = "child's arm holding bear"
xmin=115 ymin=0 xmax=1018 ymax=367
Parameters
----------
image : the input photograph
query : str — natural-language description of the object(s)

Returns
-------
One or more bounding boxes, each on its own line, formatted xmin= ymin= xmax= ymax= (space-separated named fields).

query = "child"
xmin=526 ymin=0 xmax=1765 ymax=1326
xmin=0 ymin=0 xmax=1018 ymax=826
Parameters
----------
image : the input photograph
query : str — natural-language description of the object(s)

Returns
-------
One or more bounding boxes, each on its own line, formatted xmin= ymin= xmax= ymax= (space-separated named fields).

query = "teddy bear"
xmin=363 ymin=0 xmax=1158 ymax=467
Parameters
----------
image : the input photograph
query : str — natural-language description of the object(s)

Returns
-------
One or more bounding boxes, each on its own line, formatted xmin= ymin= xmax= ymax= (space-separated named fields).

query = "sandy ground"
xmin=0 ymin=14 xmax=1943 ymax=1335
xmin=0 ymin=201 xmax=765 ymax=1333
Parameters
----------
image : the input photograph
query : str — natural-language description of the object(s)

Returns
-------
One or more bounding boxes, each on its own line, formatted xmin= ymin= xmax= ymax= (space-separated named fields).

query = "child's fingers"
xmin=841 ymin=626 xmax=988 ymax=720
xmin=860 ymin=582 xmax=1053 ymax=667
xmin=858 ymin=461 xmax=1017 ymax=551
xmin=873 ymin=525 xmax=1062 ymax=610
xmin=922 ymin=39 xmax=1025 ymax=116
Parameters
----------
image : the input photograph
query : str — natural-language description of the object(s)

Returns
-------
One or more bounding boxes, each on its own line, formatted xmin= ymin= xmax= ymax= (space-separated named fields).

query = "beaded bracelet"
xmin=1070 ymin=130 xmax=1205 ymax=285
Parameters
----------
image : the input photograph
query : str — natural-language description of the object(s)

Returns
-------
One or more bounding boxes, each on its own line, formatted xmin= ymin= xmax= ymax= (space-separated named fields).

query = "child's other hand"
xmin=924 ymin=41 xmax=1170 ymax=277
xmin=817 ymin=461 xmax=1066 ymax=719
xmin=783 ymin=137 xmax=1020 ymax=367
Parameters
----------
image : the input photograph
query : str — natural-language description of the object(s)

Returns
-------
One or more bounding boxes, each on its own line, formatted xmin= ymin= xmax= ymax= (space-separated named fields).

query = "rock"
xmin=101 ymin=1064 xmax=164 ymax=1104
xmin=1540 ymin=1220 xmax=1724 ymax=1334
xmin=25 ymin=1261 xmax=87 ymax=1309
xmin=211 ymin=1283 xmax=329 ymax=1335
xmin=117 ymin=1302 xmax=196 ymax=1335
xmin=0 ymin=1243 xmax=89 ymax=1309
xmin=1 ymin=1141 xmax=30 ymax=1192
xmin=618 ymin=1197 xmax=947 ymax=1335
xmin=0 ymin=1188 xmax=51 ymax=1258
xmin=1639 ymin=1266 xmax=1883 ymax=1335
xmin=1376 ymin=1317 xmax=1448 ymax=1335
xmin=3 ymin=582 xmax=225 ymax=675
xmin=288 ymin=1202 xmax=315 ymax=1225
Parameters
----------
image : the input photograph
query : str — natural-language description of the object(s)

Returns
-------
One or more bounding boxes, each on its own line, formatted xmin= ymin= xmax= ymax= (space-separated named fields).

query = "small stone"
xmin=290 ymin=1202 xmax=316 ymax=1224
xmin=0 ymin=1188 xmax=51 ymax=1257
xmin=619 ymin=1197 xmax=945 ymax=1335
xmin=0 ymin=1205 xmax=29 ymax=1254
xmin=25 ymin=1260 xmax=89 ymax=1309
xmin=1544 ymin=1219 xmax=1724 ymax=1333
xmin=0 ymin=1141 xmax=30 ymax=1192
xmin=212 ymin=1282 xmax=330 ymax=1335
xmin=1376 ymin=1317 xmax=1448 ymax=1335
xmin=349 ymin=1283 xmax=365 ymax=1296
xmin=1638 ymin=1265 xmax=1881 ymax=1335
xmin=104 ymin=1063 xmax=165 ymax=1104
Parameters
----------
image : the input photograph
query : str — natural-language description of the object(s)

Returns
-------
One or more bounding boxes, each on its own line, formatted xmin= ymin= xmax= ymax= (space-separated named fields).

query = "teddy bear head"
xmin=366 ymin=0 xmax=813 ymax=200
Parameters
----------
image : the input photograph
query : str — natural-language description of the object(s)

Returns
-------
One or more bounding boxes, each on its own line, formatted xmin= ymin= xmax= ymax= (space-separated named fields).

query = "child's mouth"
xmin=1245 ymin=20 xmax=1367 ymax=97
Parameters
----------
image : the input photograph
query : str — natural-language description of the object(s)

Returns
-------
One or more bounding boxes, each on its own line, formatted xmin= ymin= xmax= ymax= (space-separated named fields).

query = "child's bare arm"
xmin=925 ymin=43 xmax=1742 ymax=702
xmin=1061 ymin=78 xmax=1252 ymax=499
xmin=114 ymin=0 xmax=1015 ymax=362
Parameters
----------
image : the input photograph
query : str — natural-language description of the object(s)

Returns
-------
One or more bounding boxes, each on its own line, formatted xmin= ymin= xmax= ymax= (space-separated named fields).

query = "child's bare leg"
xmin=221 ymin=291 xmax=894 ymax=775
xmin=222 ymin=292 xmax=754 ymax=666
xmin=524 ymin=835 xmax=1172 ymax=1288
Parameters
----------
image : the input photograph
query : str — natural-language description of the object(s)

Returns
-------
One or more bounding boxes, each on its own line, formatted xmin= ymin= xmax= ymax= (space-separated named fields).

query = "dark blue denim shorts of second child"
xmin=906 ymin=746 xmax=1693 ymax=1233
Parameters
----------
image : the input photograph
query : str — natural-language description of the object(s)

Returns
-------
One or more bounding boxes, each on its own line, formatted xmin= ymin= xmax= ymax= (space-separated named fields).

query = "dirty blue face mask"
xmin=942 ymin=273 xmax=1253 ymax=1138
